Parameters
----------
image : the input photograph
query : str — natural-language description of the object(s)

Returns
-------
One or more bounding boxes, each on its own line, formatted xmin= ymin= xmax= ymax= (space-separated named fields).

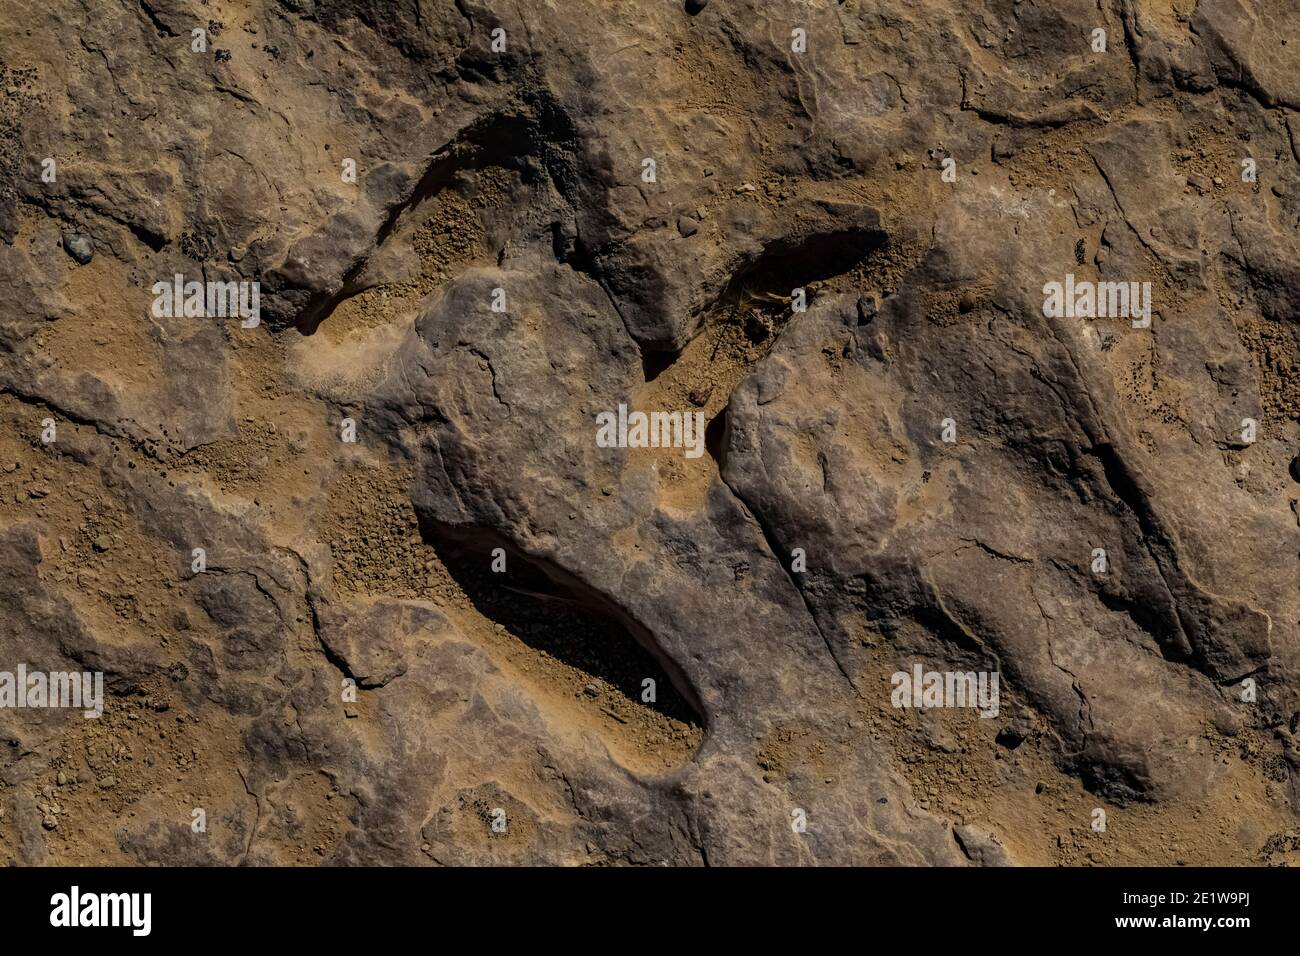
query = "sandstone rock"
xmin=0 ymin=0 xmax=1295 ymax=869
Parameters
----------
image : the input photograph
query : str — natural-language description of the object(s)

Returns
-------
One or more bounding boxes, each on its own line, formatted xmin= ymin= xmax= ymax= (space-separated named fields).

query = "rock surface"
xmin=0 ymin=0 xmax=1296 ymax=865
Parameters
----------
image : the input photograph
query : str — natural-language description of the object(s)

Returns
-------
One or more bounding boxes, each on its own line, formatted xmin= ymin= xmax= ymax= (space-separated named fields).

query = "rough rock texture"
xmin=0 ymin=0 xmax=1297 ymax=865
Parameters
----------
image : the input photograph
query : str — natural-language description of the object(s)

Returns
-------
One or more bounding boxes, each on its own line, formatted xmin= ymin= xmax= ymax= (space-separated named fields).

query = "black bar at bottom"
xmin=0 ymin=865 xmax=1281 ymax=942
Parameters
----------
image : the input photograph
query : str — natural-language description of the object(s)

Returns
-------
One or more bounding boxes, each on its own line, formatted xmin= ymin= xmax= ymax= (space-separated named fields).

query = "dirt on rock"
xmin=0 ymin=0 xmax=1297 ymax=868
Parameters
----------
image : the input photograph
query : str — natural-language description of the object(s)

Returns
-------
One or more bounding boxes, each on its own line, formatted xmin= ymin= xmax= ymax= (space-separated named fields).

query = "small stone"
xmin=583 ymin=683 xmax=600 ymax=698
xmin=856 ymin=295 xmax=877 ymax=325
xmin=688 ymin=384 xmax=713 ymax=407
xmin=958 ymin=291 xmax=978 ymax=314
xmin=996 ymin=719 xmax=1029 ymax=750
xmin=62 ymin=233 xmax=94 ymax=265
xmin=42 ymin=815 xmax=58 ymax=830
xmin=97 ymin=775 xmax=118 ymax=789
xmin=93 ymin=535 xmax=112 ymax=552
xmin=676 ymin=215 xmax=699 ymax=238
xmin=56 ymin=771 xmax=68 ymax=786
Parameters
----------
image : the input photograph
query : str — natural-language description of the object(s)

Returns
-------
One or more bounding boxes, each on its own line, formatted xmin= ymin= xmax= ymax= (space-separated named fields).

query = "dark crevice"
xmin=641 ymin=348 xmax=677 ymax=383
xmin=293 ymin=114 xmax=537 ymax=336
xmin=289 ymin=107 xmax=564 ymax=337
xmin=704 ymin=404 xmax=728 ymax=467
xmin=119 ymin=217 xmax=168 ymax=252
xmin=29 ymin=187 xmax=169 ymax=253
xmin=137 ymin=0 xmax=179 ymax=37
xmin=1087 ymin=442 xmax=1192 ymax=652
xmin=563 ymin=228 xmax=648 ymax=371
xmin=633 ymin=223 xmax=887 ymax=385
xmin=911 ymin=603 xmax=993 ymax=659
xmin=414 ymin=516 xmax=707 ymax=731
xmin=1095 ymin=586 xmax=1187 ymax=663
xmin=728 ymin=226 xmax=885 ymax=301
xmin=1087 ymin=441 xmax=1269 ymax=685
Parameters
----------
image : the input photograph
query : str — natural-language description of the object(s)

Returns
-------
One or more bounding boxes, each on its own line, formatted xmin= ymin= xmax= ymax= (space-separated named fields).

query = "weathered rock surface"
xmin=0 ymin=0 xmax=1296 ymax=865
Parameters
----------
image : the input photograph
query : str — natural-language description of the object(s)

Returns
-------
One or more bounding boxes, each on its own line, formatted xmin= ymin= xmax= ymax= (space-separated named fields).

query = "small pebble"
xmin=856 ymin=295 xmax=877 ymax=325
xmin=62 ymin=233 xmax=94 ymax=265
